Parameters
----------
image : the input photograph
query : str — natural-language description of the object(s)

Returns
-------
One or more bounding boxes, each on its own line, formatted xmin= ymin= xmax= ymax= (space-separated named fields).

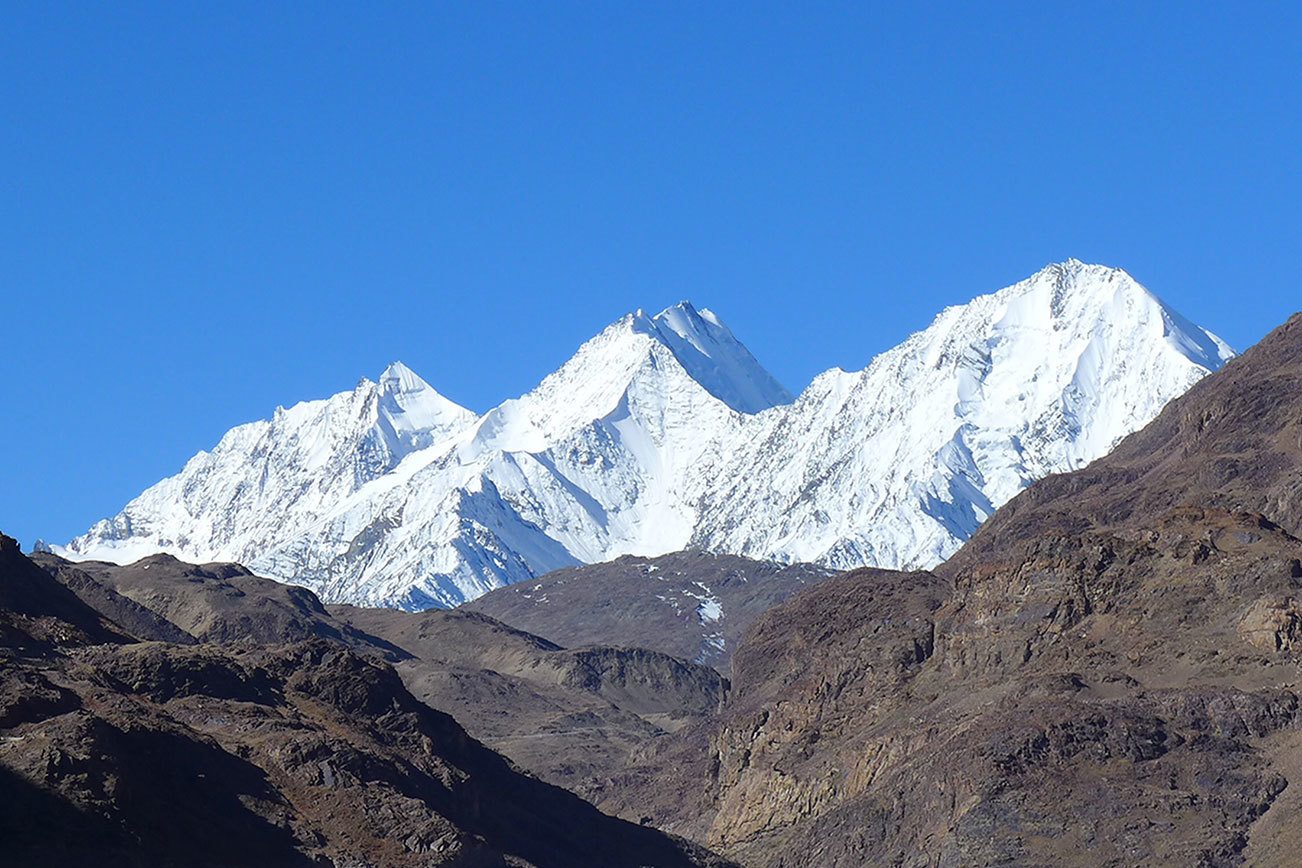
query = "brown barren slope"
xmin=0 ymin=536 xmax=732 ymax=867
xmin=465 ymin=552 xmax=835 ymax=672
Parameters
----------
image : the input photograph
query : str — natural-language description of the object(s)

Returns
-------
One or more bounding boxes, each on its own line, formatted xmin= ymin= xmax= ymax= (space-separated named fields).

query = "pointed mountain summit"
xmin=61 ymin=363 xmax=480 ymax=568
xmin=635 ymin=302 xmax=792 ymax=413
xmin=689 ymin=260 xmax=1234 ymax=571
xmin=374 ymin=360 xmax=478 ymax=453
xmin=63 ymin=265 xmax=1233 ymax=609
xmin=469 ymin=301 xmax=789 ymax=455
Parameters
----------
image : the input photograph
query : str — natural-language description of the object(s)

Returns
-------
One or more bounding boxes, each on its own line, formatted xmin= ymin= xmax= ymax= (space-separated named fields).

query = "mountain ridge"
xmin=0 ymin=539 xmax=732 ymax=867
xmin=62 ymin=261 xmax=1234 ymax=608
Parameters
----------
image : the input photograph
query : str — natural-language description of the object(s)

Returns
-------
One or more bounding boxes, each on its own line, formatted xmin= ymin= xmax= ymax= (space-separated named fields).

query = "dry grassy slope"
xmin=35 ymin=552 xmax=370 ymax=647
xmin=0 ymin=535 xmax=131 ymax=649
xmin=329 ymin=604 xmax=728 ymax=799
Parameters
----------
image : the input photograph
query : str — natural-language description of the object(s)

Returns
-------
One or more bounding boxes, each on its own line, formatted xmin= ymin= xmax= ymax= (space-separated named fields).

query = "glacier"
xmin=61 ymin=261 xmax=1234 ymax=608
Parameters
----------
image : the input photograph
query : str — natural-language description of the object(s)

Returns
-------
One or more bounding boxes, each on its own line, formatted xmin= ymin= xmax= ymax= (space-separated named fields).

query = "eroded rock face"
xmin=1240 ymin=597 xmax=1302 ymax=653
xmin=705 ymin=568 xmax=948 ymax=852
xmin=624 ymin=514 xmax=1302 ymax=867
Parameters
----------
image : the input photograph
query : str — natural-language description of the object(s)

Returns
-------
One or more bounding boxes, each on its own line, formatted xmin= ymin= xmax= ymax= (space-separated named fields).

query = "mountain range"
xmin=60 ymin=259 xmax=1234 ymax=608
xmin=5 ymin=291 xmax=1299 ymax=867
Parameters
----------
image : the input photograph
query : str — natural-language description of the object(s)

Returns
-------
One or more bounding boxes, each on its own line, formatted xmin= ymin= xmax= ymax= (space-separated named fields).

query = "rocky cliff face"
xmin=601 ymin=313 xmax=1302 ymax=866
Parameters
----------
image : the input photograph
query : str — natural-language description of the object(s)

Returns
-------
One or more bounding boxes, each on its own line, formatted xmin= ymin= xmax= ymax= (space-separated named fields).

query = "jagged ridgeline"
xmin=62 ymin=260 xmax=1232 ymax=608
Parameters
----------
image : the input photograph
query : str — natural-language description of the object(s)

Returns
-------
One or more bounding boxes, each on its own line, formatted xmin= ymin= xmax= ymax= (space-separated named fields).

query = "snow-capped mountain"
xmin=64 ymin=302 xmax=788 ymax=607
xmin=69 ymin=361 xmax=479 ymax=568
xmin=688 ymin=259 xmax=1235 ymax=570
xmin=62 ymin=261 xmax=1234 ymax=608
xmin=248 ymin=302 xmax=791 ymax=607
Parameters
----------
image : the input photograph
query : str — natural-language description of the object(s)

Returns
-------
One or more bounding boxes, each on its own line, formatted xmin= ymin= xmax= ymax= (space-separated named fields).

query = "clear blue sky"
xmin=2 ymin=3 xmax=1298 ymax=547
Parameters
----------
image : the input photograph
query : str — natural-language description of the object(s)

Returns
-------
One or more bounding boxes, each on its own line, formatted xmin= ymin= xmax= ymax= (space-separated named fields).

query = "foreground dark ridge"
xmin=30 ymin=550 xmax=734 ymax=799
xmin=592 ymin=313 xmax=1302 ymax=866
xmin=0 ymin=535 xmax=732 ymax=867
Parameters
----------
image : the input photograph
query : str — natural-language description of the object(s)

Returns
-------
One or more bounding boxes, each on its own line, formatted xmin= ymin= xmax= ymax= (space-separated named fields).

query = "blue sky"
xmin=2 ymin=3 xmax=1298 ymax=546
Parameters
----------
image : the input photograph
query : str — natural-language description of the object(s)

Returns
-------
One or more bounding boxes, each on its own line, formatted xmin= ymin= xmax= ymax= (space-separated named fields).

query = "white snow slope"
xmin=62 ymin=262 xmax=1233 ymax=608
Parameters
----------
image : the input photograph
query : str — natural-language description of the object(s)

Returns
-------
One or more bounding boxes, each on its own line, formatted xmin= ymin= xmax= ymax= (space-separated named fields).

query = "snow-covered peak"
xmin=61 ymin=361 xmax=480 ymax=568
xmin=984 ymin=259 xmax=1234 ymax=372
xmin=468 ymin=302 xmax=788 ymax=454
xmin=63 ymin=261 xmax=1233 ymax=610
xmin=373 ymin=360 xmax=477 ymax=451
xmin=640 ymin=301 xmax=793 ymax=413
xmin=881 ymin=260 xmax=1231 ymax=389
xmin=690 ymin=260 xmax=1235 ymax=572
xmin=858 ymin=260 xmax=1235 ymax=488
xmin=378 ymin=360 xmax=426 ymax=392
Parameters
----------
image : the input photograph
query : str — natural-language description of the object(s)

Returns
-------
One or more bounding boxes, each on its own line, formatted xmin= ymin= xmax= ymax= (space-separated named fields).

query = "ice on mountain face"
xmin=63 ymin=302 xmax=787 ymax=608
xmin=60 ymin=363 xmax=479 ymax=572
xmin=376 ymin=361 xmax=472 ymax=452
xmin=688 ymin=260 xmax=1234 ymax=572
xmin=465 ymin=302 xmax=789 ymax=457
xmin=62 ymin=263 xmax=1233 ymax=610
xmin=635 ymin=302 xmax=792 ymax=413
